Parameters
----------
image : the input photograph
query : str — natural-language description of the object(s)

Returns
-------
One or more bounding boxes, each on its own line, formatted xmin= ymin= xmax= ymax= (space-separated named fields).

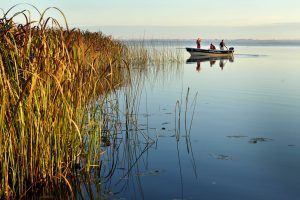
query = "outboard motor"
xmin=229 ymin=47 xmax=234 ymax=52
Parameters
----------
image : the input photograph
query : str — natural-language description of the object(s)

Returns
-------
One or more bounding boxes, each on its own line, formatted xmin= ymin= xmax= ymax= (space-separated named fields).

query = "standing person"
xmin=219 ymin=39 xmax=227 ymax=50
xmin=196 ymin=38 xmax=201 ymax=49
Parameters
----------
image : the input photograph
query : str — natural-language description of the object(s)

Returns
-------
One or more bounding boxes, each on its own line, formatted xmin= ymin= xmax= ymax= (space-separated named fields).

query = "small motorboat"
xmin=186 ymin=47 xmax=234 ymax=57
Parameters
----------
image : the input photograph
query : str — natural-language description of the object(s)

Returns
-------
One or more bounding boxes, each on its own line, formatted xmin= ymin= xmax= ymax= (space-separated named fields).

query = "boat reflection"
xmin=186 ymin=55 xmax=234 ymax=72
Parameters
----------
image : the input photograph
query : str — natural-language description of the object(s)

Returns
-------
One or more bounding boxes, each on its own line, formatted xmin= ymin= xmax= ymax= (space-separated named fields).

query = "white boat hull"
xmin=186 ymin=47 xmax=234 ymax=57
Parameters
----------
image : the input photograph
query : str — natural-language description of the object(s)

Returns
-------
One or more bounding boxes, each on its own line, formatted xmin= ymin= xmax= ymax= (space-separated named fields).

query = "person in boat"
xmin=210 ymin=43 xmax=216 ymax=50
xmin=219 ymin=40 xmax=227 ymax=50
xmin=196 ymin=38 xmax=201 ymax=49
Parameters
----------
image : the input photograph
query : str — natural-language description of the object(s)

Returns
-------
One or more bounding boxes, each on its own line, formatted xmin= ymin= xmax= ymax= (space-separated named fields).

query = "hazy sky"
xmin=2 ymin=0 xmax=300 ymax=39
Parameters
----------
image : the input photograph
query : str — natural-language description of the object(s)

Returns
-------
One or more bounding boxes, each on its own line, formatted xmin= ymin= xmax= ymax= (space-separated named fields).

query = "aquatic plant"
xmin=0 ymin=5 xmax=129 ymax=198
xmin=0 ymin=4 xmax=187 ymax=198
xmin=124 ymin=39 xmax=184 ymax=67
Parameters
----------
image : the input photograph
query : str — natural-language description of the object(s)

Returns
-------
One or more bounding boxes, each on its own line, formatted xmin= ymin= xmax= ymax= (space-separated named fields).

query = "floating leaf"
xmin=249 ymin=137 xmax=273 ymax=144
xmin=227 ymin=135 xmax=248 ymax=139
xmin=136 ymin=170 xmax=160 ymax=177
xmin=158 ymin=134 xmax=166 ymax=137
xmin=210 ymin=153 xmax=233 ymax=160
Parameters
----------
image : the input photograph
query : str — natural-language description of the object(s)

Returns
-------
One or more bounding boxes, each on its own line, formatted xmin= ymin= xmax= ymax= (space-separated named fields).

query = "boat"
xmin=186 ymin=47 xmax=234 ymax=57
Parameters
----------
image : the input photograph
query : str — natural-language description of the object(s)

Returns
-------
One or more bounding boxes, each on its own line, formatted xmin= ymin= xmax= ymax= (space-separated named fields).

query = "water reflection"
xmin=69 ymin=59 xmax=196 ymax=199
xmin=75 ymin=46 xmax=300 ymax=199
xmin=186 ymin=56 xmax=234 ymax=72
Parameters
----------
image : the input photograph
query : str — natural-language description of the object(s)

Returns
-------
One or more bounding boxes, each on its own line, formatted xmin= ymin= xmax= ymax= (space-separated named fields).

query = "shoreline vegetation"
xmin=0 ymin=6 xmax=184 ymax=198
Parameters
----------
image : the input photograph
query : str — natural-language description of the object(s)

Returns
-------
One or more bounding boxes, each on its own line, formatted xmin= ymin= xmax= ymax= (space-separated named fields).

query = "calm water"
xmin=99 ymin=45 xmax=300 ymax=200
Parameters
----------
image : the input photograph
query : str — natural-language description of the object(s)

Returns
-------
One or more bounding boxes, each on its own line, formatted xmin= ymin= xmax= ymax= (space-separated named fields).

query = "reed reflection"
xmin=73 ymin=89 xmax=198 ymax=200
xmin=72 ymin=52 xmax=194 ymax=199
xmin=186 ymin=56 xmax=234 ymax=72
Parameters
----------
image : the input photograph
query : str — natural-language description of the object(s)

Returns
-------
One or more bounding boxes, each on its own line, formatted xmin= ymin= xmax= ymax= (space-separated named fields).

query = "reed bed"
xmin=0 ymin=7 xmax=130 ymax=198
xmin=124 ymin=39 xmax=184 ymax=67
xmin=0 ymin=5 xmax=187 ymax=199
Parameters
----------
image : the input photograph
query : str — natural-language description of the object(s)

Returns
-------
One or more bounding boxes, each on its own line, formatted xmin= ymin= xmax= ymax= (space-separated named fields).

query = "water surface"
xmin=100 ymin=45 xmax=300 ymax=200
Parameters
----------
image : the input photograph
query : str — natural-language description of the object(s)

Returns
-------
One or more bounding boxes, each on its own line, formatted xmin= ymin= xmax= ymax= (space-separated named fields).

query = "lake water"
xmin=97 ymin=44 xmax=300 ymax=200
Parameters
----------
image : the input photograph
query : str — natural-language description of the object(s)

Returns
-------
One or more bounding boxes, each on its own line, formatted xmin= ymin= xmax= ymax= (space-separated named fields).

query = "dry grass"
xmin=0 ymin=7 xmax=129 ymax=198
xmin=0 ymin=5 xmax=186 ymax=198
xmin=124 ymin=39 xmax=184 ymax=67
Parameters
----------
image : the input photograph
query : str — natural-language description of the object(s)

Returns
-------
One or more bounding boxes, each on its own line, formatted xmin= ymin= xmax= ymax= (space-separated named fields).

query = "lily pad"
xmin=249 ymin=137 xmax=273 ymax=144
xmin=210 ymin=153 xmax=233 ymax=160
xmin=136 ymin=170 xmax=161 ymax=177
xmin=227 ymin=135 xmax=248 ymax=139
xmin=165 ymin=112 xmax=173 ymax=115
xmin=158 ymin=134 xmax=166 ymax=137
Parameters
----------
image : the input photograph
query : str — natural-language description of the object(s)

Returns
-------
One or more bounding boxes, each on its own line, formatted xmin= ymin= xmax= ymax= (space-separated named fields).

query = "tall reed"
xmin=0 ymin=7 xmax=128 ymax=198
xmin=124 ymin=39 xmax=184 ymax=67
xmin=0 ymin=5 xmax=187 ymax=198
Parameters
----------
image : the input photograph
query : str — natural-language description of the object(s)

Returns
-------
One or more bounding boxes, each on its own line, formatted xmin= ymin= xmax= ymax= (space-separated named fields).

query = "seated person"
xmin=210 ymin=43 xmax=216 ymax=50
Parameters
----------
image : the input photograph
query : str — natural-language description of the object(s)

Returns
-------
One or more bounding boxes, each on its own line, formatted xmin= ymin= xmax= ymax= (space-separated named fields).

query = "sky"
xmin=2 ymin=0 xmax=300 ymax=39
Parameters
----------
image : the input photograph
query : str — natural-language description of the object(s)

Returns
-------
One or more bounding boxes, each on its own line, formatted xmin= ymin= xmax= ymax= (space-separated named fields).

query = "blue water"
xmin=99 ymin=45 xmax=300 ymax=200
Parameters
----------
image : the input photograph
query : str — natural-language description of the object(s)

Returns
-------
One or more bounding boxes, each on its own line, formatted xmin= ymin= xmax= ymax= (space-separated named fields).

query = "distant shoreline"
xmin=78 ymin=24 xmax=300 ymax=41
xmin=121 ymin=39 xmax=300 ymax=46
